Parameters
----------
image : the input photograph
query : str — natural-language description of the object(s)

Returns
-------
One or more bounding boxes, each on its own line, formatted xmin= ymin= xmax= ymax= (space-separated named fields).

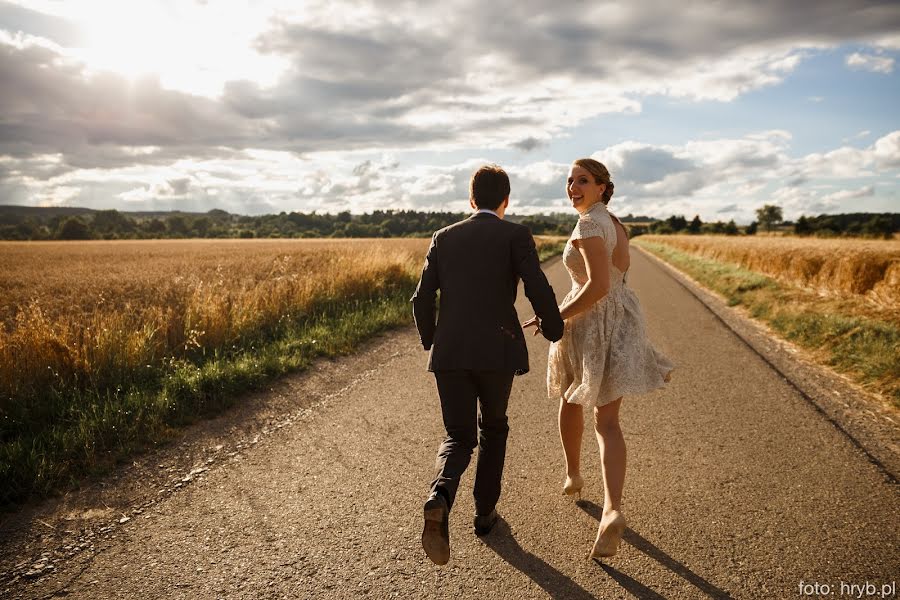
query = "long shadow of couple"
xmin=480 ymin=500 xmax=733 ymax=599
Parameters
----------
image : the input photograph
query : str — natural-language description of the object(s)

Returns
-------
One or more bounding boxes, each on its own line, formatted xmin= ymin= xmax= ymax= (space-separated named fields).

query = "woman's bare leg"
xmin=593 ymin=398 xmax=625 ymax=515
xmin=558 ymin=398 xmax=584 ymax=479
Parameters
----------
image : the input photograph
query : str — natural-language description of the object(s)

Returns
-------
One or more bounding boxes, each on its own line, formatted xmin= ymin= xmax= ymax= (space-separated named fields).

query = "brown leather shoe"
xmin=473 ymin=509 xmax=498 ymax=536
xmin=422 ymin=493 xmax=450 ymax=565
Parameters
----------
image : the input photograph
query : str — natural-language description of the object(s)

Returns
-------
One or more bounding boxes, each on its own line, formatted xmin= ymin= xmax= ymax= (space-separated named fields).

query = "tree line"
xmin=0 ymin=205 xmax=895 ymax=240
xmin=0 ymin=208 xmax=583 ymax=240
xmin=632 ymin=205 xmax=897 ymax=239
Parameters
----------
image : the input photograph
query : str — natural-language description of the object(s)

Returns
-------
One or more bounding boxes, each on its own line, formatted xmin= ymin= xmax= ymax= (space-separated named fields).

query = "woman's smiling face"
xmin=567 ymin=165 xmax=606 ymax=212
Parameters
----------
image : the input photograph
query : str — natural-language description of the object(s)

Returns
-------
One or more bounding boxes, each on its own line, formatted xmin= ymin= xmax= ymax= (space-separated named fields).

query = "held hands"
xmin=522 ymin=316 xmax=543 ymax=337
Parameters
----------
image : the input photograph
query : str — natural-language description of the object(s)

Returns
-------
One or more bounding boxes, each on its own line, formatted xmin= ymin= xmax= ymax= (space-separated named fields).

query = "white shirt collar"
xmin=475 ymin=208 xmax=501 ymax=218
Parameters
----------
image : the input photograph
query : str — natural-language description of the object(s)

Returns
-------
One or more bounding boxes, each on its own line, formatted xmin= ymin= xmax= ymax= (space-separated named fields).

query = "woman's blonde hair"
xmin=573 ymin=158 xmax=614 ymax=205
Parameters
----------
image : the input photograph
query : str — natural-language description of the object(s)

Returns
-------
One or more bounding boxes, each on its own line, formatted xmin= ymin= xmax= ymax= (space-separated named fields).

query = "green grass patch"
xmin=537 ymin=240 xmax=566 ymax=262
xmin=634 ymin=239 xmax=900 ymax=408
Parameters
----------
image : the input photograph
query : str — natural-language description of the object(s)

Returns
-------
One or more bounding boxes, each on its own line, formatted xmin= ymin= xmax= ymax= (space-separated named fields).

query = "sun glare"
xmin=67 ymin=1 xmax=288 ymax=98
xmin=81 ymin=5 xmax=171 ymax=76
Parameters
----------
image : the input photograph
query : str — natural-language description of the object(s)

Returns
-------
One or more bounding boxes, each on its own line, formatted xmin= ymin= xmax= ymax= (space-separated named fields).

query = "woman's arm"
xmin=558 ymin=236 xmax=610 ymax=321
xmin=522 ymin=231 xmax=610 ymax=335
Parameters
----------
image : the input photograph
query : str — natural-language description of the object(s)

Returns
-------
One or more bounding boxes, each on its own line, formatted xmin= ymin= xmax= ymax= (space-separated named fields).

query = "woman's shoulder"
xmin=572 ymin=209 xmax=608 ymax=240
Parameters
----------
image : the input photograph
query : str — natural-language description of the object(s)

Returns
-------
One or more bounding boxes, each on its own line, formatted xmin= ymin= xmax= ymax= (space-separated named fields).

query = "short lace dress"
xmin=548 ymin=202 xmax=674 ymax=408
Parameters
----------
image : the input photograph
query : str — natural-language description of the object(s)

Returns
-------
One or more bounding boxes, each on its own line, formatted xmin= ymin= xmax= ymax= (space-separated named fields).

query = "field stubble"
xmin=0 ymin=236 xmax=564 ymax=504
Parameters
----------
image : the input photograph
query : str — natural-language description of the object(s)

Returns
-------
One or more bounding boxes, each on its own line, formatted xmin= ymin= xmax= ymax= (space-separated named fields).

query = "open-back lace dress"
xmin=547 ymin=202 xmax=674 ymax=408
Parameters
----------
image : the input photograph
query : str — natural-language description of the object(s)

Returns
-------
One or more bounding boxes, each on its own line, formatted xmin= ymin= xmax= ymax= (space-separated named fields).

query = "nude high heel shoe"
xmin=590 ymin=510 xmax=626 ymax=559
xmin=562 ymin=474 xmax=584 ymax=498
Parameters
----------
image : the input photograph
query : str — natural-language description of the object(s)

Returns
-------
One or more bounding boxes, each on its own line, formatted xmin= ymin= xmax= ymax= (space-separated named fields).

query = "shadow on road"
xmin=594 ymin=562 xmax=667 ymax=599
xmin=577 ymin=500 xmax=735 ymax=599
xmin=481 ymin=518 xmax=596 ymax=600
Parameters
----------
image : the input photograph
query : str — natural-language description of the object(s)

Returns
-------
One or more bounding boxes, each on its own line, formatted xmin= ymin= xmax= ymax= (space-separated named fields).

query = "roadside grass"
xmin=633 ymin=239 xmax=900 ymax=410
xmin=537 ymin=238 xmax=566 ymax=262
xmin=1 ymin=237 xmax=565 ymax=507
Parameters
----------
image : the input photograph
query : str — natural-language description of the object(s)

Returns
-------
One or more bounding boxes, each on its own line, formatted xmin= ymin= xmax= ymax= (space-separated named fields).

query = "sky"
xmin=1 ymin=0 xmax=899 ymax=223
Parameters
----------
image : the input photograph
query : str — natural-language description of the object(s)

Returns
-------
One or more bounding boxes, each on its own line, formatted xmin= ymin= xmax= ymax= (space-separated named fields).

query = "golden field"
xmin=638 ymin=235 xmax=900 ymax=310
xmin=0 ymin=239 xmax=427 ymax=400
xmin=0 ymin=235 xmax=564 ymax=404
xmin=0 ymin=239 xmax=425 ymax=324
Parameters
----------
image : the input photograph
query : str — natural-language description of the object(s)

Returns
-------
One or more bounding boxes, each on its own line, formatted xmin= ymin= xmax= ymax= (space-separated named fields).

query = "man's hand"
xmin=522 ymin=316 xmax=542 ymax=337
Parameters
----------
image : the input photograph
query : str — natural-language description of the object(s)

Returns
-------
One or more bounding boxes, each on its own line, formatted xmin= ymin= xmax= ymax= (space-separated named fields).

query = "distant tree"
xmin=167 ymin=215 xmax=189 ymax=237
xmin=666 ymin=215 xmax=688 ymax=232
xmin=191 ymin=216 xmax=212 ymax=237
xmin=805 ymin=212 xmax=900 ymax=237
xmin=57 ymin=216 xmax=93 ymax=240
xmin=745 ymin=221 xmax=758 ymax=235
xmin=862 ymin=215 xmax=895 ymax=239
xmin=0 ymin=225 xmax=20 ymax=239
xmin=794 ymin=215 xmax=813 ymax=236
xmin=143 ymin=219 xmax=167 ymax=235
xmin=15 ymin=219 xmax=39 ymax=240
xmin=755 ymin=204 xmax=783 ymax=233
xmin=724 ymin=219 xmax=739 ymax=235
xmin=207 ymin=209 xmax=230 ymax=220
xmin=92 ymin=209 xmax=135 ymax=235
xmin=703 ymin=221 xmax=726 ymax=234
xmin=687 ymin=215 xmax=703 ymax=234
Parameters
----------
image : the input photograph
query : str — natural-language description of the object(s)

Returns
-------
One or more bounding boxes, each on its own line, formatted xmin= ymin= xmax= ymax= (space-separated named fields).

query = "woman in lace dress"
xmin=524 ymin=158 xmax=673 ymax=559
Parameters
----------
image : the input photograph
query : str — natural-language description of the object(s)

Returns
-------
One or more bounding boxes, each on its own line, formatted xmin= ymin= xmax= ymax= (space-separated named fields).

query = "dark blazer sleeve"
xmin=512 ymin=226 xmax=564 ymax=342
xmin=411 ymin=232 xmax=439 ymax=350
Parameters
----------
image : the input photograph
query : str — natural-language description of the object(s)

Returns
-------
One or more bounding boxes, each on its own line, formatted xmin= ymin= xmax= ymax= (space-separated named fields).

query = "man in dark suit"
xmin=412 ymin=164 xmax=564 ymax=565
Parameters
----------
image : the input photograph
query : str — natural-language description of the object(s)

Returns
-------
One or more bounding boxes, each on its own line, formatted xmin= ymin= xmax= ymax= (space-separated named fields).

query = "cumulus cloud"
xmin=0 ymin=32 xmax=252 ymax=167
xmin=821 ymin=185 xmax=875 ymax=203
xmin=770 ymin=186 xmax=840 ymax=216
xmin=873 ymin=131 xmax=900 ymax=167
xmin=0 ymin=0 xmax=84 ymax=46
xmin=599 ymin=145 xmax=696 ymax=185
xmin=6 ymin=129 xmax=900 ymax=220
xmin=587 ymin=130 xmax=899 ymax=221
xmin=3 ymin=0 xmax=900 ymax=167
xmin=2 ymin=0 xmax=900 ymax=217
xmin=845 ymin=51 xmax=895 ymax=73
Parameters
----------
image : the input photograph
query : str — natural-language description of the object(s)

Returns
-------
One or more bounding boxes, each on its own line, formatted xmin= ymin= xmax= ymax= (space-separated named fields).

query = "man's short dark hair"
xmin=470 ymin=165 xmax=510 ymax=210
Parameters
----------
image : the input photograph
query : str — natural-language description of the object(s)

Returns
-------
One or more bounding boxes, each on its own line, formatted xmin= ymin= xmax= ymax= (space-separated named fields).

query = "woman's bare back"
xmin=610 ymin=215 xmax=630 ymax=274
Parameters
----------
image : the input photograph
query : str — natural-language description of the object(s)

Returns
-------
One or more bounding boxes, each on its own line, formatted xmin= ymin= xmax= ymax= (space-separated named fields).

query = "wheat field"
xmin=0 ymin=235 xmax=564 ymax=412
xmin=0 ymin=239 xmax=431 ymax=403
xmin=638 ymin=235 xmax=900 ymax=309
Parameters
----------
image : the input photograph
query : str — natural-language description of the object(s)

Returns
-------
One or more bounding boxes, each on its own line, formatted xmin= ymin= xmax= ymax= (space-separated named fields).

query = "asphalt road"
xmin=9 ymin=249 xmax=899 ymax=599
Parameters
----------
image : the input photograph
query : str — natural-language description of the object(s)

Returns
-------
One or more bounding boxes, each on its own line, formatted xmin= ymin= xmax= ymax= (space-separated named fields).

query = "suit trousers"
xmin=430 ymin=369 xmax=515 ymax=516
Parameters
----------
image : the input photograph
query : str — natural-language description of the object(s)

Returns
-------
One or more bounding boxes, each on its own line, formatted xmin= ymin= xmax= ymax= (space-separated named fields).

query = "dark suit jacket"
xmin=411 ymin=212 xmax=564 ymax=374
